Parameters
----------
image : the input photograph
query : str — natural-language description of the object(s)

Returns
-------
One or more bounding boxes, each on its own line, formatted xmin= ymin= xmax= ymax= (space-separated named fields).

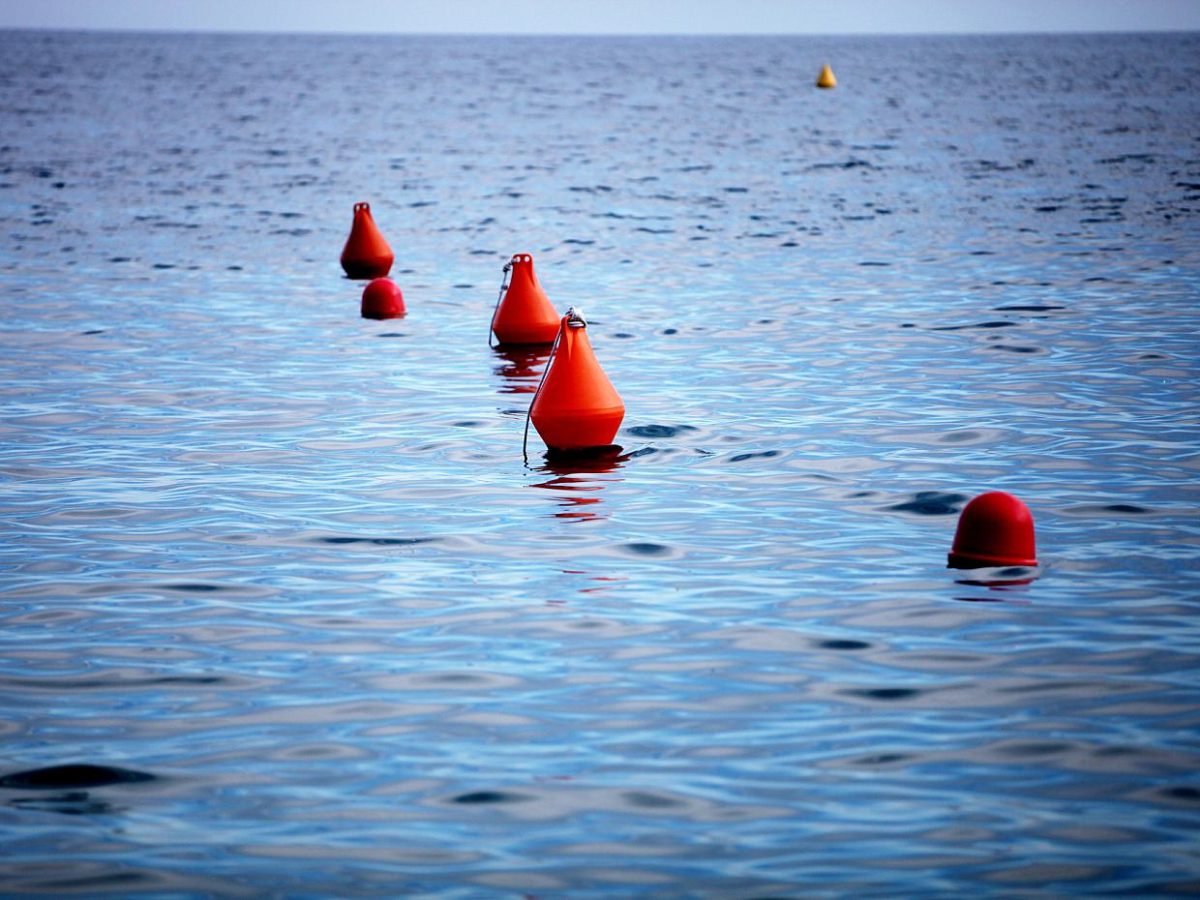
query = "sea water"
xmin=1 ymin=30 xmax=1198 ymax=896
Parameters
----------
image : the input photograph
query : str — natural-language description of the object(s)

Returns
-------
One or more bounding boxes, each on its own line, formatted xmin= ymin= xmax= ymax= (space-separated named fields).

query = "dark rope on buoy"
xmin=522 ymin=307 xmax=586 ymax=464
xmin=524 ymin=324 xmax=562 ymax=464
xmin=488 ymin=260 xmax=513 ymax=349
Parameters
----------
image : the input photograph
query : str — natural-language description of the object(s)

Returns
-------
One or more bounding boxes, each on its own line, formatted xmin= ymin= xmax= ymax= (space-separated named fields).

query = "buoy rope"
xmin=488 ymin=260 xmax=513 ymax=349
xmin=523 ymin=322 xmax=563 ymax=463
xmin=522 ymin=307 xmax=586 ymax=463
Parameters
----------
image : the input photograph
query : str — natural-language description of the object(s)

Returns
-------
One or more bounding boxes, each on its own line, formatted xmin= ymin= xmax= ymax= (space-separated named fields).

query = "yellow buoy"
xmin=816 ymin=63 xmax=836 ymax=89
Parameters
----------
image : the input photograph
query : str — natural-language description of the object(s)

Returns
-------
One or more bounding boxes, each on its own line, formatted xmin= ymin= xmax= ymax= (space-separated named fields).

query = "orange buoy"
xmin=340 ymin=202 xmax=394 ymax=279
xmin=816 ymin=63 xmax=837 ymax=89
xmin=948 ymin=491 xmax=1038 ymax=569
xmin=361 ymin=277 xmax=405 ymax=319
xmin=490 ymin=253 xmax=560 ymax=346
xmin=529 ymin=308 xmax=624 ymax=454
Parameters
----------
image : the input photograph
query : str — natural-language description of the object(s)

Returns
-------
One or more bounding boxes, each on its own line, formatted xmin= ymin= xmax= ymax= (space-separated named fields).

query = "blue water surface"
xmin=1 ymin=30 xmax=1199 ymax=896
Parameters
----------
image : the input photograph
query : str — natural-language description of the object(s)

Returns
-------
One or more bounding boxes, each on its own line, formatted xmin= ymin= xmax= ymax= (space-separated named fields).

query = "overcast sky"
xmin=1 ymin=0 xmax=1198 ymax=35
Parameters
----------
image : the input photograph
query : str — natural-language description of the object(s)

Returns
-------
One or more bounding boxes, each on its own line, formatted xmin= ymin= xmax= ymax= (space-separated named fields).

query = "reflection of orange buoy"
xmin=493 ymin=345 xmax=551 ymax=394
xmin=948 ymin=491 xmax=1038 ymax=569
xmin=529 ymin=308 xmax=624 ymax=454
xmin=361 ymin=277 xmax=405 ymax=319
xmin=491 ymin=253 xmax=560 ymax=346
xmin=816 ymin=63 xmax=836 ymax=89
xmin=340 ymin=202 xmax=394 ymax=279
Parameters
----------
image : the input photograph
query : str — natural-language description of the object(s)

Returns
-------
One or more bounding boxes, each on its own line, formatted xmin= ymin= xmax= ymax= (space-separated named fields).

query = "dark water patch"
xmin=886 ymin=491 xmax=967 ymax=516
xmin=82 ymin=329 xmax=104 ymax=335
xmin=162 ymin=582 xmax=224 ymax=592
xmin=994 ymin=304 xmax=1066 ymax=312
xmin=931 ymin=321 xmax=1017 ymax=331
xmin=1098 ymin=153 xmax=1156 ymax=165
xmin=817 ymin=639 xmax=871 ymax=651
xmin=625 ymin=424 xmax=698 ymax=439
xmin=729 ymin=450 xmax=781 ymax=463
xmin=376 ymin=332 xmax=406 ymax=337
xmin=858 ymin=260 xmax=890 ymax=266
xmin=11 ymin=791 xmax=122 ymax=816
xmin=809 ymin=159 xmax=874 ymax=171
xmin=988 ymin=344 xmax=1043 ymax=354
xmin=622 ymin=790 xmax=684 ymax=809
xmin=844 ymin=687 xmax=925 ymax=702
xmin=0 ymin=763 xmax=156 ymax=789
xmin=316 ymin=535 xmax=435 ymax=546
xmin=851 ymin=753 xmax=912 ymax=766
xmin=994 ymin=741 xmax=1073 ymax=758
xmin=451 ymin=420 xmax=483 ymax=428
xmin=452 ymin=790 xmax=529 ymax=805
xmin=1158 ymin=786 xmax=1200 ymax=803
xmin=939 ymin=430 xmax=985 ymax=444
xmin=621 ymin=542 xmax=672 ymax=557
xmin=1062 ymin=503 xmax=1153 ymax=517
xmin=1 ymin=674 xmax=226 ymax=690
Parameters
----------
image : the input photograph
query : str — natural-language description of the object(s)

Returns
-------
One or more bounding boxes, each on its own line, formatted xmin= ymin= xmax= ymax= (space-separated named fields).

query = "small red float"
xmin=948 ymin=491 xmax=1038 ymax=569
xmin=361 ymin=277 xmax=405 ymax=320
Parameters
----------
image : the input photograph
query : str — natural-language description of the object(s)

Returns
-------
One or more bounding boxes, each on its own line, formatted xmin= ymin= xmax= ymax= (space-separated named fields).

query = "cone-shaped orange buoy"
xmin=529 ymin=308 xmax=624 ymax=453
xmin=816 ymin=63 xmax=837 ymax=89
xmin=340 ymin=202 xmax=394 ymax=279
xmin=361 ymin=277 xmax=405 ymax=319
xmin=491 ymin=253 xmax=560 ymax=346
xmin=948 ymin=491 xmax=1038 ymax=569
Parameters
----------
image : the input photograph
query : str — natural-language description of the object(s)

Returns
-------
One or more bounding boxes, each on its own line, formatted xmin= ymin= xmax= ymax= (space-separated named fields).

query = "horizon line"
xmin=2 ymin=24 xmax=1197 ymax=38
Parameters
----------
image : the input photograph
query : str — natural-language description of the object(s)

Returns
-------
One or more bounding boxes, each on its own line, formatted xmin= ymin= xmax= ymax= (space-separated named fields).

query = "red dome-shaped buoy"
xmin=340 ymin=202 xmax=394 ymax=279
xmin=529 ymin=308 xmax=624 ymax=453
xmin=491 ymin=253 xmax=560 ymax=346
xmin=361 ymin=277 xmax=405 ymax=319
xmin=948 ymin=491 xmax=1038 ymax=569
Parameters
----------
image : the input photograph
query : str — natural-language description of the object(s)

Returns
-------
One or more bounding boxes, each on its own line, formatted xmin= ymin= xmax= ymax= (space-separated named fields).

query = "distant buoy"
xmin=491 ymin=253 xmax=560 ymax=346
xmin=816 ymin=63 xmax=837 ymax=89
xmin=948 ymin=491 xmax=1038 ymax=569
xmin=361 ymin=277 xmax=405 ymax=319
xmin=528 ymin=308 xmax=624 ymax=454
xmin=340 ymin=202 xmax=394 ymax=279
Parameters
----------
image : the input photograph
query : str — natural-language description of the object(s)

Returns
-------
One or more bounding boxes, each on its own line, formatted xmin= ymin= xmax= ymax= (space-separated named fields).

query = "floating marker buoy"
xmin=816 ymin=63 xmax=837 ymax=89
xmin=948 ymin=491 xmax=1038 ymax=569
xmin=528 ymin=308 xmax=625 ymax=454
xmin=491 ymin=253 xmax=560 ymax=346
xmin=361 ymin=277 xmax=405 ymax=319
xmin=340 ymin=202 xmax=394 ymax=279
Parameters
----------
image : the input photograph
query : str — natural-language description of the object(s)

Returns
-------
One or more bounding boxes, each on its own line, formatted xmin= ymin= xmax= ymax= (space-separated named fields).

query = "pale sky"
xmin=1 ymin=0 xmax=1198 ymax=34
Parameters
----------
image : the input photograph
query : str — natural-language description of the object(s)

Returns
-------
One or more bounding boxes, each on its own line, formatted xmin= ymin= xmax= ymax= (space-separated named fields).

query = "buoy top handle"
xmin=564 ymin=306 xmax=587 ymax=329
xmin=511 ymin=253 xmax=533 ymax=265
xmin=354 ymin=201 xmax=371 ymax=213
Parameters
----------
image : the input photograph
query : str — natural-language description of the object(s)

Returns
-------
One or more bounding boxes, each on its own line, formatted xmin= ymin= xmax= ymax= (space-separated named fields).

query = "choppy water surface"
xmin=1 ymin=30 xmax=1199 ymax=896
